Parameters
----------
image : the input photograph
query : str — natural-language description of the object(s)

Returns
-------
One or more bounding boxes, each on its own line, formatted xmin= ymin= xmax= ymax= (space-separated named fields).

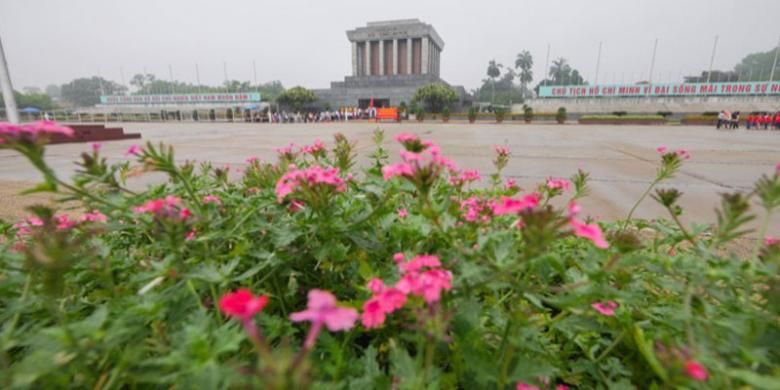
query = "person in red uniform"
xmin=764 ymin=113 xmax=771 ymax=130
xmin=746 ymin=113 xmax=754 ymax=130
xmin=774 ymin=112 xmax=780 ymax=130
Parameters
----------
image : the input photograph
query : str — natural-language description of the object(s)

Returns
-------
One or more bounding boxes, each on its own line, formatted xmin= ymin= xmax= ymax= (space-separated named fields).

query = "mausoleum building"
xmin=314 ymin=19 xmax=467 ymax=109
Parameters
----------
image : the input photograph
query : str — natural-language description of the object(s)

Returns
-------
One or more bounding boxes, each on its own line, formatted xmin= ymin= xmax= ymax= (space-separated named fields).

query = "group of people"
xmin=745 ymin=112 xmax=780 ymax=130
xmin=262 ymin=107 xmax=379 ymax=123
xmin=717 ymin=110 xmax=780 ymax=130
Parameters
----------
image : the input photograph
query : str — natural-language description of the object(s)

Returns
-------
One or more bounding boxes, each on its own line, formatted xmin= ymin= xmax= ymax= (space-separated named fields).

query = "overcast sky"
xmin=2 ymin=0 xmax=780 ymax=92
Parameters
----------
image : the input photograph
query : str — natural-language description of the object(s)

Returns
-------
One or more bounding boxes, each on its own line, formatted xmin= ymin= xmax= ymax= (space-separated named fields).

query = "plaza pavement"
xmin=1 ymin=121 xmax=778 ymax=236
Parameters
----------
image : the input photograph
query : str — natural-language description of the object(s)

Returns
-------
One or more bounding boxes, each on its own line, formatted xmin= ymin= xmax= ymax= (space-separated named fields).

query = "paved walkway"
xmin=1 ymin=122 xmax=778 ymax=235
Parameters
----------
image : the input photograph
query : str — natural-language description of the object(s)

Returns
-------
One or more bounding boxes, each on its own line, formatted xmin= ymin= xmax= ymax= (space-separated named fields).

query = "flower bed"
xmin=1 ymin=121 xmax=779 ymax=389
xmin=680 ymin=115 xmax=718 ymax=126
xmin=578 ymin=115 xmax=667 ymax=125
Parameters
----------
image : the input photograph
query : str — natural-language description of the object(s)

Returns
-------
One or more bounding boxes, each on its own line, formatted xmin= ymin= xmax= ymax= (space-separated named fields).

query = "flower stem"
xmin=620 ymin=178 xmax=660 ymax=231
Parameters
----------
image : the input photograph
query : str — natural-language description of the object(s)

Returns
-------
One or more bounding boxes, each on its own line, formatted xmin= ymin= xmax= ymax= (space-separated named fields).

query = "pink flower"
xmin=395 ymin=133 xmax=419 ymax=143
xmin=290 ymin=289 xmax=358 ymax=332
xmin=494 ymin=145 xmax=510 ymax=155
xmin=504 ymin=178 xmax=518 ymax=191
xmin=178 ymin=208 xmax=192 ymax=220
xmin=0 ymin=121 xmax=73 ymax=143
xmin=397 ymin=208 xmax=408 ymax=219
xmin=676 ymin=148 xmax=691 ymax=160
xmin=491 ymin=194 xmax=540 ymax=215
xmin=766 ymin=236 xmax=778 ymax=246
xmin=29 ymin=120 xmax=74 ymax=136
xmin=202 ymin=194 xmax=221 ymax=205
xmin=592 ymin=300 xmax=618 ymax=316
xmin=776 ymin=162 xmax=780 ymax=172
xmin=79 ymin=210 xmax=107 ymax=223
xmin=570 ymin=219 xmax=609 ymax=248
xmin=546 ymin=177 xmax=571 ymax=191
xmin=399 ymin=254 xmax=442 ymax=273
xmin=450 ymin=169 xmax=481 ymax=186
xmin=91 ymin=143 xmax=101 ymax=153
xmin=219 ymin=289 xmax=269 ymax=321
xmin=126 ymin=145 xmax=141 ymax=156
xmin=275 ymin=143 xmax=297 ymax=156
xmin=246 ymin=156 xmax=258 ymax=164
xmin=567 ymin=202 xmax=581 ymax=217
xmin=557 ymin=385 xmax=569 ymax=390
xmin=393 ymin=252 xmax=405 ymax=264
xmin=516 ymin=383 xmax=540 ymax=390
xmin=367 ymin=278 xmax=385 ymax=294
xmin=382 ymin=162 xmax=414 ymax=180
xmin=361 ymin=298 xmax=387 ymax=328
xmin=133 ymin=196 xmax=189 ymax=221
xmin=275 ymin=165 xmax=347 ymax=202
xmin=185 ymin=229 xmax=197 ymax=241
xmin=684 ymin=360 xmax=708 ymax=381
xmin=657 ymin=145 xmax=667 ymax=154
xmin=302 ymin=139 xmax=325 ymax=155
xmin=54 ymin=215 xmax=76 ymax=230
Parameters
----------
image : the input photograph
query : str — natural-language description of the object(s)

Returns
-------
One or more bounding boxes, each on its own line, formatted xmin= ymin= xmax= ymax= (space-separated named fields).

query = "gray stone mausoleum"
xmin=314 ymin=19 xmax=467 ymax=109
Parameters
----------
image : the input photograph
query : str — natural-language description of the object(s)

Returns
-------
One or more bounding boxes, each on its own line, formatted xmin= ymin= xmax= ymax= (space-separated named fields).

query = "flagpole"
xmin=0 ymin=34 xmax=20 ymax=123
xmin=223 ymin=61 xmax=229 ymax=93
xmin=168 ymin=64 xmax=175 ymax=94
xmin=769 ymin=35 xmax=780 ymax=82
xmin=594 ymin=41 xmax=602 ymax=85
xmin=543 ymin=43 xmax=550 ymax=86
xmin=195 ymin=63 xmax=201 ymax=94
xmin=648 ymin=38 xmax=658 ymax=84
xmin=706 ymin=35 xmax=718 ymax=84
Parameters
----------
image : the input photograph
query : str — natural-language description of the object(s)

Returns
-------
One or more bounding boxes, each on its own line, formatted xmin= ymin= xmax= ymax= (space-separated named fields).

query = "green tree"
xmin=44 ymin=84 xmax=61 ymax=99
xmin=487 ymin=59 xmax=503 ymax=104
xmin=276 ymin=86 xmax=317 ymax=111
xmin=0 ymin=91 xmax=58 ymax=110
xmin=734 ymin=47 xmax=780 ymax=81
xmin=549 ymin=57 xmax=572 ymax=84
xmin=514 ymin=50 xmax=534 ymax=99
xmin=61 ymin=76 xmax=126 ymax=107
xmin=411 ymin=83 xmax=458 ymax=113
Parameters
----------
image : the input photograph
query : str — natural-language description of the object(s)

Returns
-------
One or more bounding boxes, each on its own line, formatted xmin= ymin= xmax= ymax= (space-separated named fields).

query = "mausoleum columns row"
xmin=353 ymin=38 xmax=440 ymax=77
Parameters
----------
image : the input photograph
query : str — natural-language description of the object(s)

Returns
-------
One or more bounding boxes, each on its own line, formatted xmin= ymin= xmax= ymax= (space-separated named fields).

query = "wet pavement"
xmin=1 ymin=121 xmax=778 ymax=235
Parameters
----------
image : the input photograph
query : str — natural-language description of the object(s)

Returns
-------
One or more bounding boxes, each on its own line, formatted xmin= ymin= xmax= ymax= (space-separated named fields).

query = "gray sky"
xmin=2 ymin=0 xmax=779 ymax=91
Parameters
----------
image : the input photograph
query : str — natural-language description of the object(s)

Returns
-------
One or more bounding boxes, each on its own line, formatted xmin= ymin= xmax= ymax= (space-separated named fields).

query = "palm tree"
xmin=549 ymin=58 xmax=571 ymax=85
xmin=514 ymin=51 xmax=533 ymax=100
xmin=486 ymin=60 xmax=503 ymax=104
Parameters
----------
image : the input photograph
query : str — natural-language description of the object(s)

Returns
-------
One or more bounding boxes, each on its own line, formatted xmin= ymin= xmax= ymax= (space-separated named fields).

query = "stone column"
xmin=351 ymin=41 xmax=358 ymax=76
xmin=365 ymin=40 xmax=371 ymax=76
xmin=406 ymin=38 xmax=413 ymax=74
xmin=421 ymin=37 xmax=429 ymax=75
xmin=392 ymin=39 xmax=398 ymax=75
xmin=378 ymin=40 xmax=384 ymax=76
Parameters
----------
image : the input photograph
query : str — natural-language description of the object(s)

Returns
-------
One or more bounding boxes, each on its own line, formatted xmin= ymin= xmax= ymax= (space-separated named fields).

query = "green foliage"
xmin=1 ymin=124 xmax=779 ymax=389
xmin=60 ymin=76 xmax=127 ymax=107
xmin=411 ymin=83 xmax=458 ymax=113
xmin=415 ymin=107 xmax=425 ymax=121
xmin=494 ymin=107 xmax=506 ymax=122
xmin=467 ymin=107 xmax=477 ymax=122
xmin=0 ymin=91 xmax=58 ymax=111
xmin=523 ymin=105 xmax=534 ymax=122
xmin=441 ymin=106 xmax=450 ymax=120
xmin=129 ymin=74 xmax=284 ymax=101
xmin=276 ymin=86 xmax=317 ymax=111
xmin=580 ymin=115 xmax=665 ymax=121
xmin=556 ymin=107 xmax=567 ymax=123
xmin=734 ymin=47 xmax=780 ymax=81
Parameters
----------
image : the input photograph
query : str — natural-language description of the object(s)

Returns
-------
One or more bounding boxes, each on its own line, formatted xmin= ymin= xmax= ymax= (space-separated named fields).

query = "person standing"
xmin=764 ymin=112 xmax=771 ymax=130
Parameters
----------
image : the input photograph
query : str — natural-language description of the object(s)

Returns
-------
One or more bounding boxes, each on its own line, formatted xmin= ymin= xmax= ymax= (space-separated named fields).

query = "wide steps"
xmin=49 ymin=124 xmax=141 ymax=144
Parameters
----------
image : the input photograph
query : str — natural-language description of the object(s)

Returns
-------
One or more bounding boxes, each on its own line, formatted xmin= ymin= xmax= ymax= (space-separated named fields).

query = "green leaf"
xmin=726 ymin=369 xmax=780 ymax=389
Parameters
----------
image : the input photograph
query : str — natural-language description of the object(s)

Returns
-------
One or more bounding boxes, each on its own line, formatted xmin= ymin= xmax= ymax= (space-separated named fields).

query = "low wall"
xmin=516 ymin=95 xmax=780 ymax=115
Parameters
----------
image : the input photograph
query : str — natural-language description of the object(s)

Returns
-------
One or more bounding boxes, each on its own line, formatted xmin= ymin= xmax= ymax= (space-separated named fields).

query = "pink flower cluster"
xmin=460 ymin=196 xmax=493 ymax=223
xmin=133 ymin=195 xmax=192 ymax=221
xmin=220 ymin=289 xmax=270 ymax=321
xmin=301 ymin=139 xmax=325 ymax=155
xmin=382 ymin=136 xmax=457 ymax=181
xmin=291 ymin=289 xmax=359 ymax=348
xmin=449 ymin=169 xmax=481 ymax=186
xmin=0 ymin=121 xmax=74 ymax=144
xmin=126 ymin=145 xmax=142 ymax=156
xmin=79 ymin=210 xmax=108 ymax=223
xmin=766 ymin=236 xmax=778 ymax=246
xmin=275 ymin=165 xmax=347 ymax=202
xmin=591 ymin=300 xmax=618 ymax=316
xmin=491 ymin=193 xmax=541 ymax=215
xmin=656 ymin=145 xmax=691 ymax=159
xmin=546 ymin=177 xmax=571 ymax=191
xmin=202 ymin=194 xmax=222 ymax=205
xmin=684 ymin=360 xmax=709 ymax=381
xmin=517 ymin=383 xmax=569 ymax=390
xmin=361 ymin=254 xmax=452 ymax=329
xmin=494 ymin=145 xmax=510 ymax=156
xmin=568 ymin=201 xmax=609 ymax=248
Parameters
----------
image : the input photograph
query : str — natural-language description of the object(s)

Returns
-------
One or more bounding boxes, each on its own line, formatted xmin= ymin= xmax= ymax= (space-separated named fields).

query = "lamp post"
xmin=0 ymin=34 xmax=20 ymax=123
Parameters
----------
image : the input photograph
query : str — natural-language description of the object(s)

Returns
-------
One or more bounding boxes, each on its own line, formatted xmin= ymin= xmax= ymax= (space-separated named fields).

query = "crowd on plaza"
xmin=717 ymin=110 xmax=780 ymax=130
xmin=261 ymin=107 xmax=379 ymax=123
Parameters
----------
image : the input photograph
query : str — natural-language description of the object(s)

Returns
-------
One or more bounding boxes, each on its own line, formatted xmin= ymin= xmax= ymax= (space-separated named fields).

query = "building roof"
xmin=346 ymin=19 xmax=444 ymax=49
